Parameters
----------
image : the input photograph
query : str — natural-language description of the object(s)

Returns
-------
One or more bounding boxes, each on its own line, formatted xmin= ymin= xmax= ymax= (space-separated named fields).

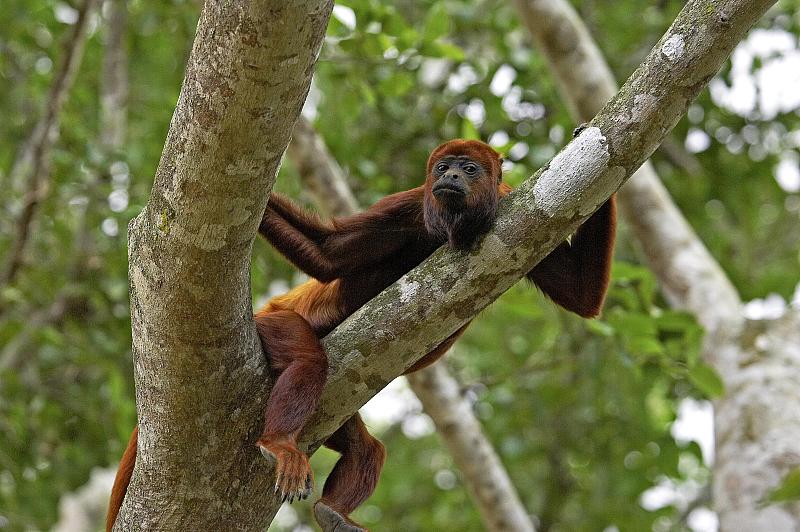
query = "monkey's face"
xmin=430 ymin=156 xmax=485 ymax=210
xmin=423 ymin=140 xmax=503 ymax=249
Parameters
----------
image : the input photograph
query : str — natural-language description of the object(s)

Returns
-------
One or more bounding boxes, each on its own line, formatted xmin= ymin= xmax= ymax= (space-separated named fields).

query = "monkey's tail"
xmin=106 ymin=425 xmax=138 ymax=532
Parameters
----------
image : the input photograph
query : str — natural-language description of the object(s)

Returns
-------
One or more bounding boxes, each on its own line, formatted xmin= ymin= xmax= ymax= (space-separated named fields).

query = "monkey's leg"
xmin=314 ymin=414 xmax=386 ymax=532
xmin=254 ymin=310 xmax=328 ymax=503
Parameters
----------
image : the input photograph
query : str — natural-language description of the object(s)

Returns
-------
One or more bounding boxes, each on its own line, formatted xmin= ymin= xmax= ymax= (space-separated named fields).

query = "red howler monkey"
xmin=107 ymin=139 xmax=616 ymax=532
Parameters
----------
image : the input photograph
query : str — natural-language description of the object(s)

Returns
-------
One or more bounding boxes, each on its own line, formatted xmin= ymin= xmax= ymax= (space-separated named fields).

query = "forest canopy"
xmin=1 ymin=0 xmax=799 ymax=531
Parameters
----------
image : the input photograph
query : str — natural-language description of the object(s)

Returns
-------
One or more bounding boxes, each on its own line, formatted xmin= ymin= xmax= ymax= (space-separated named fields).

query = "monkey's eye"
xmin=463 ymin=163 xmax=479 ymax=175
xmin=435 ymin=162 xmax=448 ymax=173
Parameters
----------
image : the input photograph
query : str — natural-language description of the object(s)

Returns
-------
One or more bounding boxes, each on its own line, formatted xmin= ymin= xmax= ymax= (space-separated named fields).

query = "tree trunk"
xmin=714 ymin=310 xmax=800 ymax=531
xmin=116 ymin=1 xmax=333 ymax=529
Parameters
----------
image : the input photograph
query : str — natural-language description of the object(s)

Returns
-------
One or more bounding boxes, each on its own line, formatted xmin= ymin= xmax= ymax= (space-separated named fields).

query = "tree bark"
xmin=713 ymin=309 xmax=800 ymax=531
xmin=117 ymin=1 xmax=333 ymax=529
xmin=514 ymin=0 xmax=800 ymax=527
xmin=286 ymin=118 xmax=536 ymax=532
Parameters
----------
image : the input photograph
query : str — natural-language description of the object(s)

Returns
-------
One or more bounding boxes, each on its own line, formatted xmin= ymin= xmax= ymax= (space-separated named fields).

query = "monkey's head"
xmin=423 ymin=139 xmax=504 ymax=250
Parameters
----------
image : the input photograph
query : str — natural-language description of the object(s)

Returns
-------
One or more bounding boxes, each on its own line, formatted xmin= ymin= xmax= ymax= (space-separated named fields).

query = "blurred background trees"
xmin=1 ymin=0 xmax=799 ymax=530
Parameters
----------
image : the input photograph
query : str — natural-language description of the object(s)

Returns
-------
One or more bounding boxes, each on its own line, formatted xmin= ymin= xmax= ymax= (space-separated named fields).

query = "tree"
xmin=119 ymin=0 xmax=774 ymax=528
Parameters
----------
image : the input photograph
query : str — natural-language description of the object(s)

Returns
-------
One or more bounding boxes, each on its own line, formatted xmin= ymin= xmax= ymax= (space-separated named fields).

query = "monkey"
xmin=107 ymin=139 xmax=616 ymax=532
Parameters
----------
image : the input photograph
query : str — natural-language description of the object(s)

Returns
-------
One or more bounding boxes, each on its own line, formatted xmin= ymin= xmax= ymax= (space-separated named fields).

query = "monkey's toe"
xmin=314 ymin=501 xmax=367 ymax=532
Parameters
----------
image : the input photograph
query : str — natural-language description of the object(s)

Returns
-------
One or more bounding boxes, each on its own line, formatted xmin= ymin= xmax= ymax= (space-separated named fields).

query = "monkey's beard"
xmin=423 ymin=194 xmax=498 ymax=251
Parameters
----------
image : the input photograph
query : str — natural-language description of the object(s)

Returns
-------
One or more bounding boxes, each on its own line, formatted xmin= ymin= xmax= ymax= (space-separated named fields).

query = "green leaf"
xmin=461 ymin=118 xmax=479 ymax=140
xmin=586 ymin=319 xmax=614 ymax=337
xmin=423 ymin=3 xmax=449 ymax=41
xmin=765 ymin=467 xmax=800 ymax=503
xmin=688 ymin=362 xmax=725 ymax=398
xmin=625 ymin=335 xmax=665 ymax=356
xmin=425 ymin=41 xmax=465 ymax=60
xmin=607 ymin=312 xmax=658 ymax=336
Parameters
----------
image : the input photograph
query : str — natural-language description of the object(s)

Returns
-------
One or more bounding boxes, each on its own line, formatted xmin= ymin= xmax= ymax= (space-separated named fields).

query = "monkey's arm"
xmin=527 ymin=195 xmax=616 ymax=318
xmin=265 ymin=193 xmax=334 ymax=241
xmin=260 ymin=190 xmax=423 ymax=282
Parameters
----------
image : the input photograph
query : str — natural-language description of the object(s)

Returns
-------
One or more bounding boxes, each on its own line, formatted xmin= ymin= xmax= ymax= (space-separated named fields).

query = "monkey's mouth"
xmin=432 ymin=183 xmax=467 ymax=198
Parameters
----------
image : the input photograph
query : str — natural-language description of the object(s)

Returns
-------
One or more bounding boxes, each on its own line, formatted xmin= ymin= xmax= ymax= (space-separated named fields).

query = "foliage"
xmin=1 ymin=0 xmax=798 ymax=530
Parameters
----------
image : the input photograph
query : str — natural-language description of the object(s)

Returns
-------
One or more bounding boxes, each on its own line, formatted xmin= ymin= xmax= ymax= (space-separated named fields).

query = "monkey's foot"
xmin=256 ymin=438 xmax=313 ymax=503
xmin=314 ymin=501 xmax=368 ymax=532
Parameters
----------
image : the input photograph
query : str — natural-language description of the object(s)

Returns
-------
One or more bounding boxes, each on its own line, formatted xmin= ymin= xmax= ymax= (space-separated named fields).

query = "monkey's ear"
xmin=498 ymin=158 xmax=505 ymax=183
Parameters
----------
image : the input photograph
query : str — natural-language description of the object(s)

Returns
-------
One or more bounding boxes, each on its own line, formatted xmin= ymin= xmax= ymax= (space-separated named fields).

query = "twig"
xmin=0 ymin=0 xmax=99 ymax=290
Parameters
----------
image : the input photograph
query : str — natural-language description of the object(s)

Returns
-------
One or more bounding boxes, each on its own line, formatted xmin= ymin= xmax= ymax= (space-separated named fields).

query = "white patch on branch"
xmin=533 ymin=126 xmax=611 ymax=216
xmin=398 ymin=279 xmax=420 ymax=303
xmin=662 ymin=34 xmax=686 ymax=61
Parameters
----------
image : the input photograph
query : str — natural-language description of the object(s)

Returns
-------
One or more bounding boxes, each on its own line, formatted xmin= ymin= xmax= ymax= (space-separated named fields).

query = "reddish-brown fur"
xmin=107 ymin=140 xmax=616 ymax=532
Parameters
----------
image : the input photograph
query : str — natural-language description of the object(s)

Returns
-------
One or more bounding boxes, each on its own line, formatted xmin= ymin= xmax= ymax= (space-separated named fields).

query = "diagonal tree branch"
xmin=286 ymin=118 xmax=536 ymax=532
xmin=407 ymin=364 xmax=536 ymax=531
xmin=297 ymin=0 xmax=774 ymax=455
xmin=1 ymin=0 xmax=100 ymax=290
xmin=513 ymin=0 xmax=742 ymax=337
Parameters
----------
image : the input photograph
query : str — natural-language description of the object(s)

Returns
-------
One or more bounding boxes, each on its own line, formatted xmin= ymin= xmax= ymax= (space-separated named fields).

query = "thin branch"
xmin=0 ymin=0 xmax=129 ymax=365
xmin=286 ymin=118 xmax=536 ymax=532
xmin=100 ymin=0 xmax=128 ymax=150
xmin=0 ymin=295 xmax=72 ymax=372
xmin=0 ymin=0 xmax=99 ymax=290
xmin=286 ymin=116 xmax=360 ymax=217
xmin=658 ymin=136 xmax=703 ymax=177
xmin=407 ymin=365 xmax=536 ymax=532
